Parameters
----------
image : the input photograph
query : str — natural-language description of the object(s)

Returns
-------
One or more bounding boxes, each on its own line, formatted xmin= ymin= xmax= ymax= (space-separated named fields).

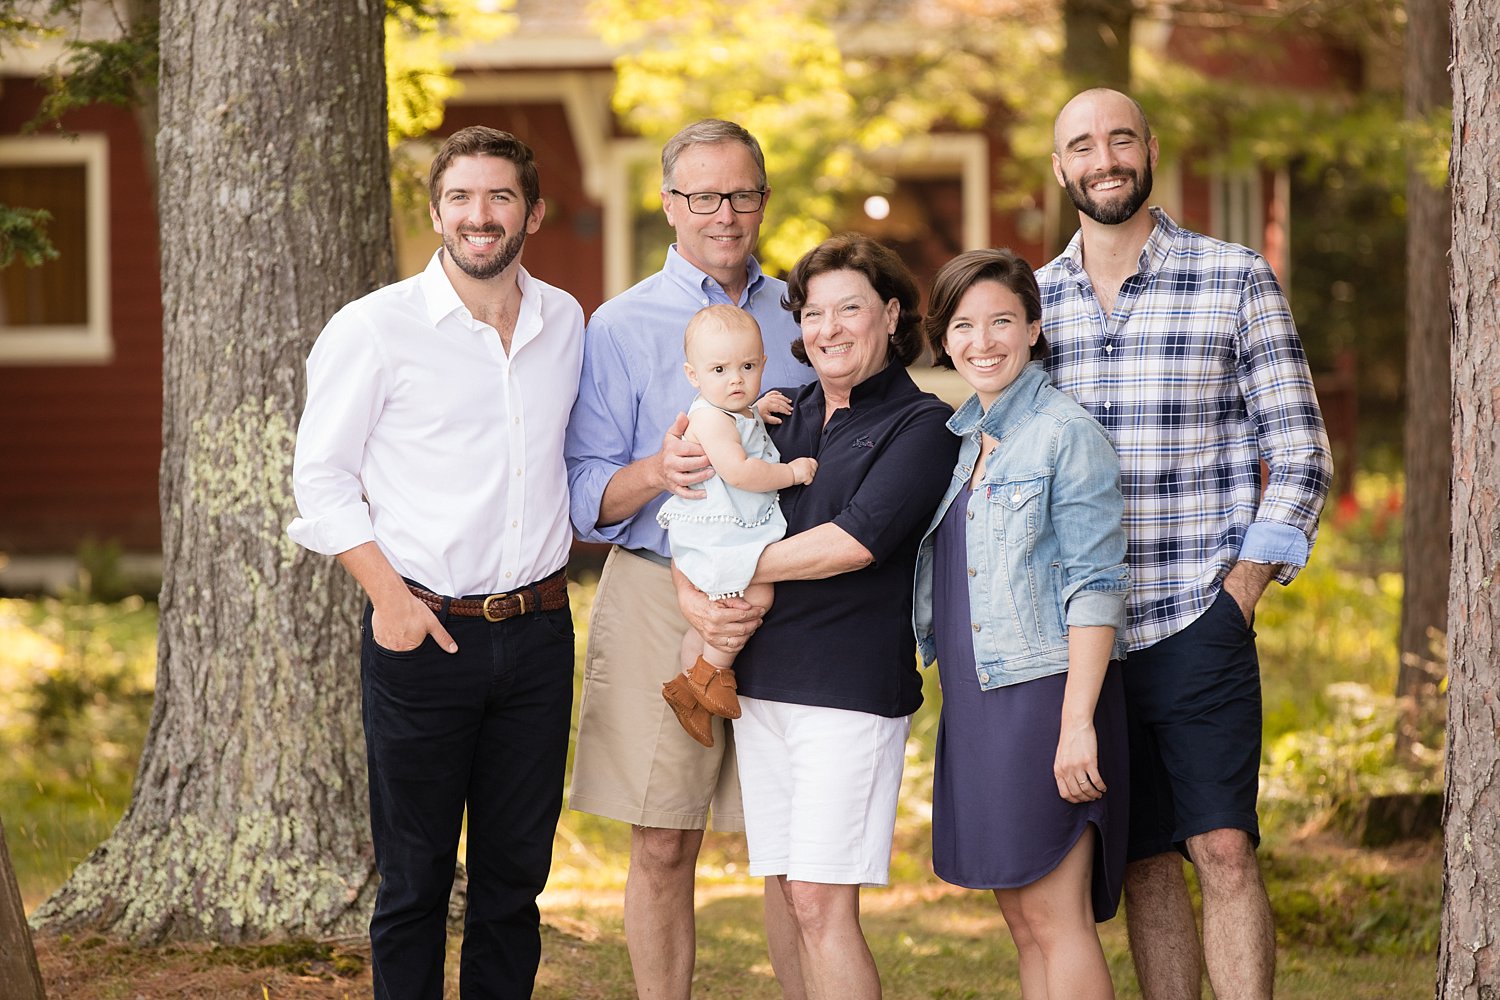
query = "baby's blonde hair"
xmin=683 ymin=304 xmax=763 ymax=361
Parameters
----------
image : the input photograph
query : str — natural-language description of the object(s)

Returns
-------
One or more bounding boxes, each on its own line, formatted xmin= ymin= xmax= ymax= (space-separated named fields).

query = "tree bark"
xmin=31 ymin=0 xmax=393 ymax=943
xmin=0 ymin=819 xmax=46 ymax=1000
xmin=1394 ymin=0 xmax=1453 ymax=762
xmin=1438 ymin=1 xmax=1500 ymax=995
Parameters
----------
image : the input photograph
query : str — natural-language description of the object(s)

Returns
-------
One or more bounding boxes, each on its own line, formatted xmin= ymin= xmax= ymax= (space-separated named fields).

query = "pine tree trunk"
xmin=0 ymin=820 xmax=46 ymax=999
xmin=31 ymin=0 xmax=393 ymax=943
xmin=1395 ymin=0 xmax=1454 ymax=762
xmin=1438 ymin=0 xmax=1500 ymax=994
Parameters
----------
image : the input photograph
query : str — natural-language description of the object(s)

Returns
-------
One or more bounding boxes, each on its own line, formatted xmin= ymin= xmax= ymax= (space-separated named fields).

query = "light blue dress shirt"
xmin=565 ymin=245 xmax=811 ymax=557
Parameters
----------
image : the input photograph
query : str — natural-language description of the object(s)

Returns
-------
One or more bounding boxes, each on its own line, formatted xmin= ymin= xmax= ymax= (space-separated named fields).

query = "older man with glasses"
xmin=565 ymin=118 xmax=813 ymax=999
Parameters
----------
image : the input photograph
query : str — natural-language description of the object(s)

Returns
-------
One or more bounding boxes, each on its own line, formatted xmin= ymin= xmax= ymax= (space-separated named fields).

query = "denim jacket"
xmin=913 ymin=362 xmax=1129 ymax=689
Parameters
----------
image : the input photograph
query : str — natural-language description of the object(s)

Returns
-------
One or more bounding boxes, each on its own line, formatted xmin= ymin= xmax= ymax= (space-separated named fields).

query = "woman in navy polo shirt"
xmin=677 ymin=233 xmax=956 ymax=998
xmin=914 ymin=248 xmax=1130 ymax=999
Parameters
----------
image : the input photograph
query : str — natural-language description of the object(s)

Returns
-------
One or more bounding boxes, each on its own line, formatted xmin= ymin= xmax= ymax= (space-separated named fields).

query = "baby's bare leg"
xmin=679 ymin=627 xmax=705 ymax=673
xmin=698 ymin=584 xmax=775 ymax=670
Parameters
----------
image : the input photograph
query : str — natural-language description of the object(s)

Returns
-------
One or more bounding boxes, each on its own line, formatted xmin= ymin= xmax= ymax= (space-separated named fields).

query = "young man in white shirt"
xmin=289 ymin=127 xmax=584 ymax=1000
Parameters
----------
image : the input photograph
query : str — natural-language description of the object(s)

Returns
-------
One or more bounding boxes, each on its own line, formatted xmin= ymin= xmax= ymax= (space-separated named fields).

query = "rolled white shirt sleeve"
xmin=287 ymin=308 xmax=389 ymax=556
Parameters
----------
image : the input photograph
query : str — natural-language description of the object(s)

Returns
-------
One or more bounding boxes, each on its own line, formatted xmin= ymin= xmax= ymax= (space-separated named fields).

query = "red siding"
xmin=0 ymin=77 xmax=163 ymax=554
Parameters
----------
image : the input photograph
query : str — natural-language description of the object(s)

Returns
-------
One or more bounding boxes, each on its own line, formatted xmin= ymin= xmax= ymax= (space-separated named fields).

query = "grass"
xmin=0 ymin=472 xmax=1444 ymax=997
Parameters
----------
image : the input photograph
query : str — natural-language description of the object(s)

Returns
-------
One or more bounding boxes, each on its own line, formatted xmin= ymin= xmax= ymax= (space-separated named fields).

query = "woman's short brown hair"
xmin=781 ymin=233 xmax=924 ymax=368
xmin=924 ymin=248 xmax=1048 ymax=369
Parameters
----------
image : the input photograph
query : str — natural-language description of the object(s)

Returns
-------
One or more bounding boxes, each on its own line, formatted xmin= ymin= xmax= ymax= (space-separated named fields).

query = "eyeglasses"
xmin=669 ymin=189 xmax=767 ymax=214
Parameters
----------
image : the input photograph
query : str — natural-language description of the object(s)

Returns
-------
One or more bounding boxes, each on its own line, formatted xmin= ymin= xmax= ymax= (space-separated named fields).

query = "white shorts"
xmin=734 ymin=696 xmax=910 ymax=887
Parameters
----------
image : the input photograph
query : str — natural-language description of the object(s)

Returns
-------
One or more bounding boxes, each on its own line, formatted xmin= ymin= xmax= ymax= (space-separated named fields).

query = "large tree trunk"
xmin=1394 ymin=0 xmax=1453 ymax=762
xmin=31 ymin=0 xmax=393 ymax=943
xmin=0 ymin=820 xmax=46 ymax=999
xmin=1438 ymin=0 xmax=1500 ymax=994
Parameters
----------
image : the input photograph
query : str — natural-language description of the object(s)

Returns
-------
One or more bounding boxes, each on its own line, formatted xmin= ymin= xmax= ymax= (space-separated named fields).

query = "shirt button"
xmin=967 ymin=566 xmax=977 ymax=577
xmin=1104 ymin=344 xmax=1114 ymax=354
xmin=514 ymin=416 xmax=521 ymax=424
xmin=971 ymin=622 xmax=981 ymax=633
xmin=511 ymin=520 xmax=519 ymax=528
xmin=504 ymin=571 xmax=512 ymax=579
xmin=1102 ymin=400 xmax=1112 ymax=410
xmin=1011 ymin=492 xmax=1022 ymax=503
xmin=979 ymin=671 xmax=990 ymax=684
xmin=967 ymin=510 xmax=975 ymax=520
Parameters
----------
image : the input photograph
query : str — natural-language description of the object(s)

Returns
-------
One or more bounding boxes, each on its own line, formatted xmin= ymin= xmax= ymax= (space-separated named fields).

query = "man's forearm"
xmin=596 ymin=457 xmax=663 ymax=528
xmin=1222 ymin=559 xmax=1279 ymax=620
xmin=336 ymin=541 xmax=410 ymax=608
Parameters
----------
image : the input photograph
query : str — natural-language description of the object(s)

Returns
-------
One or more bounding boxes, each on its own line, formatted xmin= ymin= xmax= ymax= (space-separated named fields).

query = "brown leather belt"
xmin=407 ymin=568 xmax=569 ymax=622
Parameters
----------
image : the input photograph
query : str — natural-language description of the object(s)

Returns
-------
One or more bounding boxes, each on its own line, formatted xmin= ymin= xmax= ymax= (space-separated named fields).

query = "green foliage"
xmin=591 ymin=0 xmax=1032 ymax=272
xmin=386 ymin=0 xmax=516 ymax=147
xmin=1261 ymin=681 xmax=1441 ymax=831
xmin=1262 ymin=839 xmax=1440 ymax=957
xmin=1258 ymin=472 xmax=1404 ymax=740
xmin=29 ymin=14 xmax=158 ymax=129
xmin=0 ymin=595 xmax=156 ymax=900
xmin=0 ymin=203 xmax=60 ymax=267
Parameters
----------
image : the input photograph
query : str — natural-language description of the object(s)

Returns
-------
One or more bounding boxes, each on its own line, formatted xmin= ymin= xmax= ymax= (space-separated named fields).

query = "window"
xmin=0 ymin=134 xmax=111 ymax=363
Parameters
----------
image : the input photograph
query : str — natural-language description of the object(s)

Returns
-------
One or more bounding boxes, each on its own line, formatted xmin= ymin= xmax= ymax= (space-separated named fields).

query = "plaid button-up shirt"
xmin=1038 ymin=208 xmax=1333 ymax=652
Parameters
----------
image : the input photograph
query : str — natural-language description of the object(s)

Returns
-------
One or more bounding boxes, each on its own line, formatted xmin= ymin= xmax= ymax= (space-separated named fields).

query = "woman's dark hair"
xmin=923 ymin=248 xmax=1048 ymax=369
xmin=780 ymin=233 xmax=924 ymax=368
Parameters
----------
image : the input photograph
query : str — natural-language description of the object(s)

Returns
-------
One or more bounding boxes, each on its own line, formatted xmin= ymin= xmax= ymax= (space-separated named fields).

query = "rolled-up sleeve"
xmin=564 ymin=314 xmax=640 ymax=543
xmin=1053 ymin=416 xmax=1130 ymax=642
xmin=1236 ymin=260 xmax=1334 ymax=583
xmin=286 ymin=310 xmax=386 ymax=556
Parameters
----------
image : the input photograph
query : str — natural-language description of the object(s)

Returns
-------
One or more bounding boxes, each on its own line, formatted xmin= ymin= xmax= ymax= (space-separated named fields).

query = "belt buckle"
xmin=481 ymin=592 xmax=526 ymax=622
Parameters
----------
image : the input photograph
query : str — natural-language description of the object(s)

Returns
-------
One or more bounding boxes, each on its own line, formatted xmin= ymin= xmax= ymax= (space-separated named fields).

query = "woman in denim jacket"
xmin=913 ymin=248 xmax=1129 ymax=1000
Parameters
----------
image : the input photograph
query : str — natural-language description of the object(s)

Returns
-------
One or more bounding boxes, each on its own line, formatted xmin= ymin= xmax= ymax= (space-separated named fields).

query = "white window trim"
xmin=0 ymin=133 xmax=113 ymax=364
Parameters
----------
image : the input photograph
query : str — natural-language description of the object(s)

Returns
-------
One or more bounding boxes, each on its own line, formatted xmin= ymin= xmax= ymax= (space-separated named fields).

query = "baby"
xmin=656 ymin=305 xmax=818 ymax=747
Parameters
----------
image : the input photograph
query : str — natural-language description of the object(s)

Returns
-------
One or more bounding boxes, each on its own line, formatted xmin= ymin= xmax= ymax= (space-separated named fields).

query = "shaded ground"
xmin=34 ymin=834 xmax=1439 ymax=1000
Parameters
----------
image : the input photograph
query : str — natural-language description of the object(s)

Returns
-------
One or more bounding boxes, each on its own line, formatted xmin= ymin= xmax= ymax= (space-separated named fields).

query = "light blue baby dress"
xmin=656 ymin=395 xmax=788 ymax=599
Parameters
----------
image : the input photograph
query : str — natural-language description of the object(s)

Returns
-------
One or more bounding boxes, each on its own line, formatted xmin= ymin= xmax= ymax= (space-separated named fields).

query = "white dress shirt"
xmin=288 ymin=251 xmax=585 ymax=597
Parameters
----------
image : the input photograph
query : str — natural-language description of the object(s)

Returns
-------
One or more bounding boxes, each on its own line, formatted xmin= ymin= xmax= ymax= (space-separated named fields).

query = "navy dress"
xmin=930 ymin=485 xmax=1129 ymax=920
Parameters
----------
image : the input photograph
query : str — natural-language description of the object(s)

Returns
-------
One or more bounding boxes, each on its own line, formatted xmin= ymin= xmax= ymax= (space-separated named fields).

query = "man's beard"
xmin=1064 ymin=160 xmax=1153 ymax=226
xmin=444 ymin=225 xmax=527 ymax=280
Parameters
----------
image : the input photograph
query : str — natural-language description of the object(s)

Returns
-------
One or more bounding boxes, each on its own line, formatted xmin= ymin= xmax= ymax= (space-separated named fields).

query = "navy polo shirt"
xmin=736 ymin=361 xmax=958 ymax=717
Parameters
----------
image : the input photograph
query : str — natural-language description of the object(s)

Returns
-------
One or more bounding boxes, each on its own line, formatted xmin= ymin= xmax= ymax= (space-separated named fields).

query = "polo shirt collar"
xmin=1057 ymin=205 xmax=1179 ymax=281
xmin=797 ymin=359 xmax=909 ymax=418
xmin=663 ymin=244 xmax=767 ymax=307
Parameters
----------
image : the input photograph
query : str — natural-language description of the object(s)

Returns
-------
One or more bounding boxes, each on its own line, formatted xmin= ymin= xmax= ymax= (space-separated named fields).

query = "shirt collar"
xmin=419 ymin=250 xmax=466 ymax=326
xmin=947 ymin=361 xmax=1048 ymax=441
xmin=790 ymin=357 xmax=911 ymax=422
xmin=1057 ymin=205 xmax=1179 ymax=281
xmin=663 ymin=244 xmax=767 ymax=306
xmin=418 ymin=249 xmax=539 ymax=333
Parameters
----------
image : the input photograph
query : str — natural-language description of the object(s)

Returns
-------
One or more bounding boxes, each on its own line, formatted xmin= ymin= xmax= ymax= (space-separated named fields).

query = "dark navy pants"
xmin=360 ymin=591 xmax=574 ymax=1000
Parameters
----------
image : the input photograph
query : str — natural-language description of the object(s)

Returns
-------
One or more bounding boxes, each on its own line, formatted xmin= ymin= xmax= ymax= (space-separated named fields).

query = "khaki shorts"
xmin=568 ymin=547 xmax=744 ymax=831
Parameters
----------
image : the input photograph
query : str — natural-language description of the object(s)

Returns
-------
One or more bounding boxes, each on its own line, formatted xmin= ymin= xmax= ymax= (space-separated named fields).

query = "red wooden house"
xmin=0 ymin=3 xmax=1367 ymax=589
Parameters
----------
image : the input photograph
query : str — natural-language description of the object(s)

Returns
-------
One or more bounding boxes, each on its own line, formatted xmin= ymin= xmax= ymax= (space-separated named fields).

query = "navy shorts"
xmin=1122 ymin=587 xmax=1262 ymax=862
